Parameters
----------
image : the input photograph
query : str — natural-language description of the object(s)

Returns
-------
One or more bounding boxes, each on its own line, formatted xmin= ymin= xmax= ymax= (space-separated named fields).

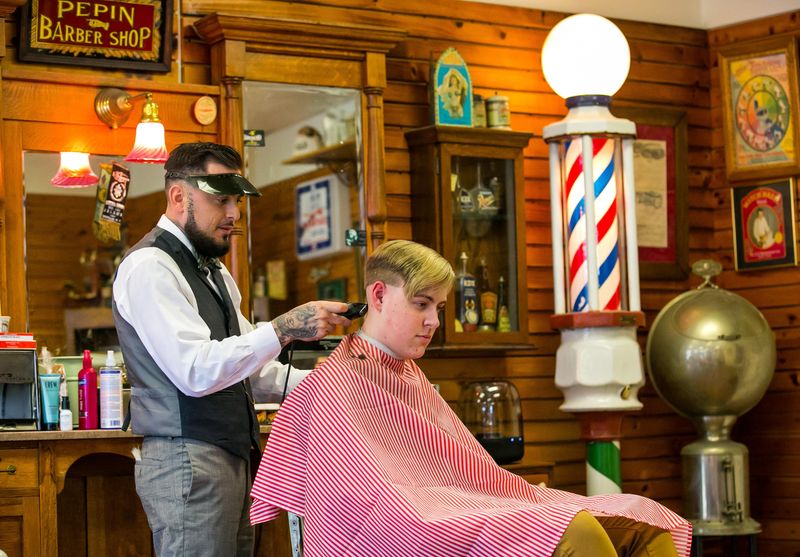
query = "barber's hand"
xmin=272 ymin=301 xmax=350 ymax=346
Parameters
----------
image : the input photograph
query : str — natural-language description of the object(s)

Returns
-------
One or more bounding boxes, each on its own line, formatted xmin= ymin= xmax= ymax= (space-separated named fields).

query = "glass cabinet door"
xmin=406 ymin=125 xmax=532 ymax=349
xmin=450 ymin=155 xmax=520 ymax=336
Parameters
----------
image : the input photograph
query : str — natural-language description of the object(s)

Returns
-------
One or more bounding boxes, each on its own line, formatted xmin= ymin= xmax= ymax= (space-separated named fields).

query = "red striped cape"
xmin=251 ymin=334 xmax=692 ymax=556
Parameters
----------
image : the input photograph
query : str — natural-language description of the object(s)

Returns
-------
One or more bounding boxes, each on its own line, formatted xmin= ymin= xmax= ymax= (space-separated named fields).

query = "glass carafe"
xmin=459 ymin=380 xmax=524 ymax=464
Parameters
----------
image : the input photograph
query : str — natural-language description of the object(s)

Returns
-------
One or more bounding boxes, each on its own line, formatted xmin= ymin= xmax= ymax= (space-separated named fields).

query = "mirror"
xmin=23 ymin=152 xmax=165 ymax=355
xmin=243 ymin=82 xmax=364 ymax=322
xmin=22 ymin=84 xmax=365 ymax=355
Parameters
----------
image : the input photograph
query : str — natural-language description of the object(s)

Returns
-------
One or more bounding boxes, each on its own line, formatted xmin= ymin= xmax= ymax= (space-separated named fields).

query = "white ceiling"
xmin=467 ymin=0 xmax=799 ymax=29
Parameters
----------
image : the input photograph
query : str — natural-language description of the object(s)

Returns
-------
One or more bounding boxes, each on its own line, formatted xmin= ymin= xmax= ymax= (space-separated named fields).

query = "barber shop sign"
xmin=18 ymin=0 xmax=173 ymax=72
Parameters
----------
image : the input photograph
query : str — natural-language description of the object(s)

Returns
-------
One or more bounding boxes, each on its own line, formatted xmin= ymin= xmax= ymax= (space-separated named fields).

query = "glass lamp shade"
xmin=541 ymin=13 xmax=630 ymax=100
xmin=50 ymin=152 xmax=99 ymax=188
xmin=125 ymin=121 xmax=169 ymax=164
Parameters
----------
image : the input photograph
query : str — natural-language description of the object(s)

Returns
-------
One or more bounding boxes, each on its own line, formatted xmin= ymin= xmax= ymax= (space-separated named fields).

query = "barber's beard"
xmin=184 ymin=196 xmax=231 ymax=258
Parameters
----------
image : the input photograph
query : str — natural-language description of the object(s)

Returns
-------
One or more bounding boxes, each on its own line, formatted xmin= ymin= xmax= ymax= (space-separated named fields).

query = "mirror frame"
xmin=0 ymin=73 xmax=219 ymax=333
xmin=193 ymin=12 xmax=406 ymax=313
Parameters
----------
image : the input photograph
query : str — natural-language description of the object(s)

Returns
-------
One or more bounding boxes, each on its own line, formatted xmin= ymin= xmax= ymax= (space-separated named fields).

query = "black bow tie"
xmin=197 ymin=255 xmax=221 ymax=271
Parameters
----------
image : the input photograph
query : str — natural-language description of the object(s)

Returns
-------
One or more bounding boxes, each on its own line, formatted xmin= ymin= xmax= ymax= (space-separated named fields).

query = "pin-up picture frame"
xmin=432 ymin=47 xmax=473 ymax=127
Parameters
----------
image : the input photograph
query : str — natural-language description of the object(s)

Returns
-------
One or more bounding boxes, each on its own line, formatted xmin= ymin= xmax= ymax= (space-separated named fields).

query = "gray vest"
xmin=112 ymin=227 xmax=259 ymax=460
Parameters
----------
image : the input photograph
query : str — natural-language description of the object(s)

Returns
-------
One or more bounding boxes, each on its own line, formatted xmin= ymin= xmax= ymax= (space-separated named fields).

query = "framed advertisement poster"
xmin=295 ymin=174 xmax=350 ymax=261
xmin=19 ymin=0 xmax=173 ymax=72
xmin=719 ymin=35 xmax=800 ymax=181
xmin=613 ymin=106 xmax=689 ymax=280
xmin=731 ymin=178 xmax=797 ymax=271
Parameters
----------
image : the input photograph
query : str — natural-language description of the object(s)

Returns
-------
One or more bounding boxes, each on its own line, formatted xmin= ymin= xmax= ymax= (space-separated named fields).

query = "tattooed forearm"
xmin=274 ymin=305 xmax=319 ymax=346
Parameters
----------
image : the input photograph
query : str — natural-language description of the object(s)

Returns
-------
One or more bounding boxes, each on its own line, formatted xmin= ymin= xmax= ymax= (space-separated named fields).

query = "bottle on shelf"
xmin=99 ymin=350 xmax=123 ymax=429
xmin=496 ymin=275 xmax=512 ymax=333
xmin=455 ymin=252 xmax=480 ymax=332
xmin=78 ymin=350 xmax=98 ymax=430
xmin=472 ymin=163 xmax=498 ymax=219
xmin=453 ymin=158 xmax=475 ymax=216
xmin=59 ymin=390 xmax=73 ymax=432
xmin=477 ymin=257 xmax=498 ymax=331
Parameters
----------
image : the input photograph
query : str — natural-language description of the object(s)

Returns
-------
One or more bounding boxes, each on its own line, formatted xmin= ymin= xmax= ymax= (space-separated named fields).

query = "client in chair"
xmin=251 ymin=240 xmax=692 ymax=556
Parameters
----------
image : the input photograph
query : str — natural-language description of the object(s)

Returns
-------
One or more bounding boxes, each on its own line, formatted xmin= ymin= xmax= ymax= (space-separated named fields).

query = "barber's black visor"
xmin=171 ymin=173 xmax=261 ymax=197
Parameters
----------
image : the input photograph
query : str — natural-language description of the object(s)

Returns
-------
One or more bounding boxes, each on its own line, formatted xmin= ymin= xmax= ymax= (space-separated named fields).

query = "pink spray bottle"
xmin=78 ymin=349 xmax=98 ymax=429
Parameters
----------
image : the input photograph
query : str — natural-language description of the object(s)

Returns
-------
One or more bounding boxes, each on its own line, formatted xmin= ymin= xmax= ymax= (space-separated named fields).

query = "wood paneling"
xmin=3 ymin=0 xmax=798 ymax=551
xmin=203 ymin=0 xmax=707 ymax=516
xmin=707 ymin=9 xmax=800 ymax=553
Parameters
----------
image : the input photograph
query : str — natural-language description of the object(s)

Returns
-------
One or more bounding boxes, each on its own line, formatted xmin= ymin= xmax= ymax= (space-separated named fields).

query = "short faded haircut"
xmin=366 ymin=240 xmax=455 ymax=299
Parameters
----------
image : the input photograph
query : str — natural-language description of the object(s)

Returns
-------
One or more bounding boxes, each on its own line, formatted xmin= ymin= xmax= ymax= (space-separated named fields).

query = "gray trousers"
xmin=135 ymin=437 xmax=255 ymax=557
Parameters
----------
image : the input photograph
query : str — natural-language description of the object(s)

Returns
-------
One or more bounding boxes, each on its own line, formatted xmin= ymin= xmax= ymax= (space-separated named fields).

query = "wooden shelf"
xmin=282 ymin=140 xmax=357 ymax=165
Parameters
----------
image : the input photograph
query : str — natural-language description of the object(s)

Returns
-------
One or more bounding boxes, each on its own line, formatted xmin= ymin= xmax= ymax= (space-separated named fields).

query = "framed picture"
xmin=613 ymin=106 xmax=689 ymax=280
xmin=731 ymin=178 xmax=797 ymax=271
xmin=295 ymin=174 xmax=350 ymax=261
xmin=718 ymin=35 xmax=800 ymax=182
xmin=317 ymin=278 xmax=347 ymax=302
xmin=19 ymin=0 xmax=173 ymax=72
xmin=432 ymin=47 xmax=473 ymax=127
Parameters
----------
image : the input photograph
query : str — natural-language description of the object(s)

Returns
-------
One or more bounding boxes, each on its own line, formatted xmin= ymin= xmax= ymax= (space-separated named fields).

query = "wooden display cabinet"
xmin=405 ymin=126 xmax=532 ymax=349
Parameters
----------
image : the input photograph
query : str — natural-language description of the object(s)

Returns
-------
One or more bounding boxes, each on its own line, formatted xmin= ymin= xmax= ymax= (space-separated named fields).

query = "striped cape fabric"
xmin=251 ymin=334 xmax=692 ymax=556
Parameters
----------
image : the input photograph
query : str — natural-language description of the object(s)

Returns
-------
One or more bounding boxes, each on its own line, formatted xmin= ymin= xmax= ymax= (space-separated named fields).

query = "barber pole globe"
xmin=564 ymin=137 xmax=621 ymax=313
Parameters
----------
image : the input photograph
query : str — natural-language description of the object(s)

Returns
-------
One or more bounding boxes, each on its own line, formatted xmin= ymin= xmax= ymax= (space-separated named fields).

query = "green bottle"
xmin=496 ymin=275 xmax=511 ymax=333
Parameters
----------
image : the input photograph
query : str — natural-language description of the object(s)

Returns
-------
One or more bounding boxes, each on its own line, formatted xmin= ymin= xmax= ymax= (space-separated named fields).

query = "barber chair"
xmin=288 ymin=512 xmax=304 ymax=557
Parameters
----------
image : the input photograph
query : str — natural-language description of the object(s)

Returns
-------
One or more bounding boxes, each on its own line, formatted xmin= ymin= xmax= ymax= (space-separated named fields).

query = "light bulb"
xmin=541 ymin=14 xmax=630 ymax=100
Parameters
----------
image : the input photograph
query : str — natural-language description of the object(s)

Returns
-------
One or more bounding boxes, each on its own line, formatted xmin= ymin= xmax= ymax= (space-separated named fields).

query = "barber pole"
xmin=542 ymin=13 xmax=643 ymax=497
xmin=547 ymin=123 xmax=644 ymax=497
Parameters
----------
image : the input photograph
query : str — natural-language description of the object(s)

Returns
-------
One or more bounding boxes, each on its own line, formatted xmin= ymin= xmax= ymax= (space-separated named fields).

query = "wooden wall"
xmin=708 ymin=12 xmax=800 ymax=557
xmin=6 ymin=0 xmax=800 ymax=551
xmin=179 ymin=0 xmax=710 ymax=506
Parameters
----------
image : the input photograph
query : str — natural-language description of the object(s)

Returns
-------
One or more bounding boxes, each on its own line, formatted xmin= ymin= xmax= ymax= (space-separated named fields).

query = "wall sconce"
xmin=541 ymin=13 xmax=643 ymax=496
xmin=50 ymin=151 xmax=99 ymax=188
xmin=94 ymin=87 xmax=169 ymax=164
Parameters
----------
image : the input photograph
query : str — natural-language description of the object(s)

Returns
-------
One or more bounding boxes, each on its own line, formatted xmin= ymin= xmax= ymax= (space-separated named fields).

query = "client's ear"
xmin=367 ymin=281 xmax=386 ymax=309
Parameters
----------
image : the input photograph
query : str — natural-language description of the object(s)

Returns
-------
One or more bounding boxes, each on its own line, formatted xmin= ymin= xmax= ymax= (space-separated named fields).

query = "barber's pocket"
xmin=135 ymin=438 xmax=193 ymax=504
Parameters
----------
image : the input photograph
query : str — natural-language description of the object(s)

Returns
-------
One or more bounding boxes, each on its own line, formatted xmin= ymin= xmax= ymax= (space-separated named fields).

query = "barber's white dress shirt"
xmin=113 ymin=215 xmax=308 ymax=400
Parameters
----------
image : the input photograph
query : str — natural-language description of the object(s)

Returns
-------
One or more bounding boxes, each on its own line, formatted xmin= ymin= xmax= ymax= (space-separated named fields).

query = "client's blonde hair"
xmin=366 ymin=240 xmax=455 ymax=299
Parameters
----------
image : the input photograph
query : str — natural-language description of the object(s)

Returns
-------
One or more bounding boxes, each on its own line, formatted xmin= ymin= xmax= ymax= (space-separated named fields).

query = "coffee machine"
xmin=0 ymin=349 xmax=39 ymax=430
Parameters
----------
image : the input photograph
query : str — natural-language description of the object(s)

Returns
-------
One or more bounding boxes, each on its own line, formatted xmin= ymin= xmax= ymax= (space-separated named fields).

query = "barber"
xmin=112 ymin=142 xmax=350 ymax=557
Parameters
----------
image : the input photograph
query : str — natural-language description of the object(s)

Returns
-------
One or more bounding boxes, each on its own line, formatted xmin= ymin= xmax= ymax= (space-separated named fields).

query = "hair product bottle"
xmin=59 ymin=389 xmax=73 ymax=432
xmin=455 ymin=252 xmax=480 ymax=332
xmin=78 ymin=350 xmax=98 ymax=430
xmin=99 ymin=351 xmax=123 ymax=429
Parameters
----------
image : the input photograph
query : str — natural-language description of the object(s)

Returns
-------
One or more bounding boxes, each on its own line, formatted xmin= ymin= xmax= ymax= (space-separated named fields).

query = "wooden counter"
xmin=0 ymin=430 xmax=550 ymax=557
xmin=0 ymin=428 xmax=280 ymax=557
xmin=0 ymin=430 xmax=147 ymax=557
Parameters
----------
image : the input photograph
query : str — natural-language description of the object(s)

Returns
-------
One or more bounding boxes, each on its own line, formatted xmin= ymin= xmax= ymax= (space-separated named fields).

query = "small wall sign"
xmin=193 ymin=96 xmax=217 ymax=126
xmin=19 ymin=0 xmax=173 ymax=72
xmin=244 ymin=130 xmax=265 ymax=147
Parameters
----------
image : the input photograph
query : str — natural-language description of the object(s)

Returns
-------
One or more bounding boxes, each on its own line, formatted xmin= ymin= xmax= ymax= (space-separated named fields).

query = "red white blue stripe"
xmin=564 ymin=138 xmax=621 ymax=312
